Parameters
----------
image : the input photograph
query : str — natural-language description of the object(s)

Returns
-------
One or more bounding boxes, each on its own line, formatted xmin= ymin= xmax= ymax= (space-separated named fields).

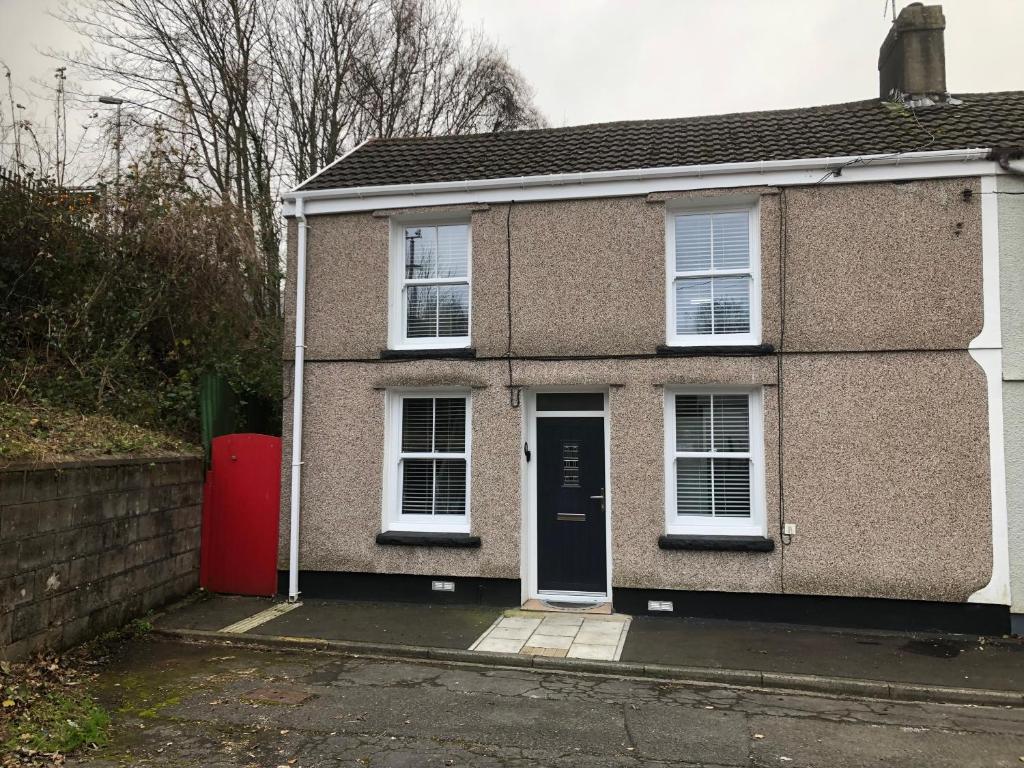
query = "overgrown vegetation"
xmin=0 ymin=621 xmax=153 ymax=766
xmin=0 ymin=134 xmax=281 ymax=458
xmin=2 ymin=690 xmax=109 ymax=762
xmin=0 ymin=658 xmax=108 ymax=767
xmin=1 ymin=0 xmax=543 ymax=462
xmin=0 ymin=402 xmax=195 ymax=463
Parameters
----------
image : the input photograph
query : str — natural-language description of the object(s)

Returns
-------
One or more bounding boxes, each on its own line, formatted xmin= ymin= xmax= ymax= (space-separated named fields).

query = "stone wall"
xmin=1 ymin=455 xmax=203 ymax=660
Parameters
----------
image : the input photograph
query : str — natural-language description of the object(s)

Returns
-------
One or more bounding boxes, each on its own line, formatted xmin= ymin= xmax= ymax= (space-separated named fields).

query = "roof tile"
xmin=297 ymin=92 xmax=1024 ymax=191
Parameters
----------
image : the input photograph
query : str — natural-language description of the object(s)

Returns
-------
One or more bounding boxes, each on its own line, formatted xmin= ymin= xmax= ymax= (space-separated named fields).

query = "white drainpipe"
xmin=288 ymin=196 xmax=308 ymax=602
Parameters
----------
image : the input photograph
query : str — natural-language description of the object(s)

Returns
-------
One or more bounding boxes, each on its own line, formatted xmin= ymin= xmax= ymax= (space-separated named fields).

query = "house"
xmin=279 ymin=3 xmax=1024 ymax=634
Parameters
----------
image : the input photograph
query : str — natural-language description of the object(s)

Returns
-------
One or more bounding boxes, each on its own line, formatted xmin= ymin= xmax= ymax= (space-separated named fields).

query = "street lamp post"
xmin=97 ymin=95 xmax=124 ymax=189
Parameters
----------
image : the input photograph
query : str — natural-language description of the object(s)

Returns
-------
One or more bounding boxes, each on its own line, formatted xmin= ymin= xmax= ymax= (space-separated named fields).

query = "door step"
xmin=520 ymin=598 xmax=612 ymax=615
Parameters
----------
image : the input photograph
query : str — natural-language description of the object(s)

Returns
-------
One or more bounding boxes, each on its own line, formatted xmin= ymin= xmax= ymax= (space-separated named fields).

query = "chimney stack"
xmin=878 ymin=3 xmax=947 ymax=102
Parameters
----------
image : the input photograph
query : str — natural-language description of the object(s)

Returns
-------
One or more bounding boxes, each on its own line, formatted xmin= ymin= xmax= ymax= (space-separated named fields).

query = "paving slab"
xmin=621 ymin=615 xmax=1024 ymax=692
xmin=476 ymin=636 xmax=527 ymax=654
xmin=473 ymin=613 xmax=631 ymax=661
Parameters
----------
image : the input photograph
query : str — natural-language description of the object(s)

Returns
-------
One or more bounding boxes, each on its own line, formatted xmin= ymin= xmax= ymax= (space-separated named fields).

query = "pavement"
xmin=68 ymin=636 xmax=1024 ymax=767
xmin=152 ymin=594 xmax=1024 ymax=706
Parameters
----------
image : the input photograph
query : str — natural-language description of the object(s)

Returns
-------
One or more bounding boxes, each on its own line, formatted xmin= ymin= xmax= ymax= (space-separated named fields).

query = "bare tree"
xmin=60 ymin=0 xmax=543 ymax=314
xmin=349 ymin=0 xmax=543 ymax=140
xmin=271 ymin=0 xmax=369 ymax=184
xmin=271 ymin=0 xmax=542 ymax=183
xmin=62 ymin=0 xmax=284 ymax=315
xmin=1 ymin=64 xmax=69 ymax=180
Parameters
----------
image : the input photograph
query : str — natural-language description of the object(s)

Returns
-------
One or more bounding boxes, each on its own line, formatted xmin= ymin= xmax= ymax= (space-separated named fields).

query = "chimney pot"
xmin=878 ymin=3 xmax=947 ymax=101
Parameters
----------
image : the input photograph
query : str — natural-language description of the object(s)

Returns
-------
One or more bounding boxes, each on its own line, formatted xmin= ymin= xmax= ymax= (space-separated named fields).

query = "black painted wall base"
xmin=277 ymin=571 xmax=1009 ymax=635
xmin=278 ymin=570 xmax=520 ymax=607
xmin=612 ymin=588 xmax=1010 ymax=636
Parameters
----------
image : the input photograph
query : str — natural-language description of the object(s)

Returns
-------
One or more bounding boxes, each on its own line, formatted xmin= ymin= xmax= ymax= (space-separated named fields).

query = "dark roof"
xmin=296 ymin=91 xmax=1024 ymax=192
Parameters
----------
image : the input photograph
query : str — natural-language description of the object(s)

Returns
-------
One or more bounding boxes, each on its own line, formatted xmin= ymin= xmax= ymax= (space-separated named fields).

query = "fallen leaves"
xmin=0 ymin=650 xmax=107 ymax=768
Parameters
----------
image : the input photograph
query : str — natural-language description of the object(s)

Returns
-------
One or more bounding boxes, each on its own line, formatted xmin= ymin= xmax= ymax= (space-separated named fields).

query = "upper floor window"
xmin=666 ymin=205 xmax=760 ymax=346
xmin=389 ymin=221 xmax=471 ymax=349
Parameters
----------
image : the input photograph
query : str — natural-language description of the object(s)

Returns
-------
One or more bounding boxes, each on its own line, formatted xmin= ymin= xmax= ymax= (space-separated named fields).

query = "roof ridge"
xmin=363 ymin=98 xmax=889 ymax=146
xmin=358 ymin=91 xmax=1024 ymax=147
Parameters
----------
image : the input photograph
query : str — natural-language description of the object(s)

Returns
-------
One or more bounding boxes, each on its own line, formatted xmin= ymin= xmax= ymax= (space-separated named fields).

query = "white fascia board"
xmin=281 ymin=148 xmax=995 ymax=217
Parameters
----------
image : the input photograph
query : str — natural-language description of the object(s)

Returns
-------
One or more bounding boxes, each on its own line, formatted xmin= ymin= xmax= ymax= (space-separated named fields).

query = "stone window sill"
xmin=658 ymin=535 xmax=775 ymax=552
xmin=376 ymin=531 xmax=481 ymax=548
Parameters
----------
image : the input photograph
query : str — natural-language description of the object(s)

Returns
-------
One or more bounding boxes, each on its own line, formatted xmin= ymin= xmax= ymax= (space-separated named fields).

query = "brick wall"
xmin=0 ymin=455 xmax=203 ymax=660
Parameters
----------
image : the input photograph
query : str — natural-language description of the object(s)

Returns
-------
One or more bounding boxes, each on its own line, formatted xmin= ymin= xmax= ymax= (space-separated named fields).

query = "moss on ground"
xmin=2 ymin=690 xmax=110 ymax=756
xmin=0 ymin=618 xmax=155 ymax=766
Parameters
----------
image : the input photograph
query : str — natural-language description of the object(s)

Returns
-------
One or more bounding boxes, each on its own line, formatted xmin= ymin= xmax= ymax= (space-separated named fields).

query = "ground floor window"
xmin=664 ymin=388 xmax=765 ymax=537
xmin=384 ymin=391 xmax=471 ymax=532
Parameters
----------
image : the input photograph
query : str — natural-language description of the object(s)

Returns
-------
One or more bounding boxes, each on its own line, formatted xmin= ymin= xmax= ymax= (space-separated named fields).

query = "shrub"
xmin=0 ymin=138 xmax=281 ymax=445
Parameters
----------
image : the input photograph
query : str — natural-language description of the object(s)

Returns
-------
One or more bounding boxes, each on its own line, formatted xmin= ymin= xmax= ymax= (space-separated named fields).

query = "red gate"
xmin=200 ymin=433 xmax=281 ymax=596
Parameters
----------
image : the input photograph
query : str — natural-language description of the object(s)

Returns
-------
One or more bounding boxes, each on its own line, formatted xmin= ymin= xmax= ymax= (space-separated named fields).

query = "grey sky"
xmin=455 ymin=0 xmax=1024 ymax=125
xmin=1 ymin=0 xmax=1022 ymax=174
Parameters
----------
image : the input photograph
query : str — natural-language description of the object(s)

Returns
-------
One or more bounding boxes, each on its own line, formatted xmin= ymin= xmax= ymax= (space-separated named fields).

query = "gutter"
xmin=287 ymin=196 xmax=308 ymax=602
xmin=280 ymin=147 xmax=993 ymax=206
xmin=991 ymin=149 xmax=1024 ymax=176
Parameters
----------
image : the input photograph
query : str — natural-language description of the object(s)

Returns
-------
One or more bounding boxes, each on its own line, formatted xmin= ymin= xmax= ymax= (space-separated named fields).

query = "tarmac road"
xmin=70 ymin=637 xmax=1024 ymax=767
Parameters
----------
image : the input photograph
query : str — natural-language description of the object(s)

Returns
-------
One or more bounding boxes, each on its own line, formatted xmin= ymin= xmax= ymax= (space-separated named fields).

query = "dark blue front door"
xmin=536 ymin=416 xmax=607 ymax=593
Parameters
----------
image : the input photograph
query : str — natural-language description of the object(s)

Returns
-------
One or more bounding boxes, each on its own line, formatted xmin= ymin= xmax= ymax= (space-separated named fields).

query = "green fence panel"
xmin=199 ymin=373 xmax=238 ymax=467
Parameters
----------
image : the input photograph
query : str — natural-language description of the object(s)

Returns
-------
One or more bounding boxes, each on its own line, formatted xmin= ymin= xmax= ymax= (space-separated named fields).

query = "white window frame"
xmin=388 ymin=215 xmax=472 ymax=350
xmin=382 ymin=389 xmax=472 ymax=533
xmin=664 ymin=198 xmax=761 ymax=346
xmin=663 ymin=386 xmax=766 ymax=538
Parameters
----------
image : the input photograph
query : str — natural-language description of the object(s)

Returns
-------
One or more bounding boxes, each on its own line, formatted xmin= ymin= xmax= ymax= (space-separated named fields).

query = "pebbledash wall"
xmin=280 ymin=177 xmax=1008 ymax=630
xmin=0 ymin=456 xmax=203 ymax=660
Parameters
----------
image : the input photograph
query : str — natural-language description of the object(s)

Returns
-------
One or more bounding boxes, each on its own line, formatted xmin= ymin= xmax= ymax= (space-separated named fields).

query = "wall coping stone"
xmin=1 ymin=453 xmax=201 ymax=474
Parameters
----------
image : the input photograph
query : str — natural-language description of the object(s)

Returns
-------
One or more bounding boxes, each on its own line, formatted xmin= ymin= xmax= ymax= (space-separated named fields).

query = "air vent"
xmin=431 ymin=580 xmax=455 ymax=592
xmin=648 ymin=600 xmax=673 ymax=612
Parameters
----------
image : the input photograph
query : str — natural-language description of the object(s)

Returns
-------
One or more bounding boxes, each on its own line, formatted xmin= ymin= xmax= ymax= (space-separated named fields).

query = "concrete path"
xmin=161 ymin=594 xmax=498 ymax=648
xmin=154 ymin=595 xmax=1024 ymax=704
xmin=70 ymin=637 xmax=1024 ymax=767
xmin=622 ymin=615 xmax=1024 ymax=693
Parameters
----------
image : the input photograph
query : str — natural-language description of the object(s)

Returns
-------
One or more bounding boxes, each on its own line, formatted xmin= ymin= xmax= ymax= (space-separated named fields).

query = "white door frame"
xmin=520 ymin=387 xmax=614 ymax=604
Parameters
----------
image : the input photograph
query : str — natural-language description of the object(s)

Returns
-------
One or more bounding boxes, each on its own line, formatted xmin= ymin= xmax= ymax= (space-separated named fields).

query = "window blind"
xmin=403 ymin=224 xmax=469 ymax=340
xmin=399 ymin=396 xmax=467 ymax=517
xmin=672 ymin=210 xmax=752 ymax=338
xmin=674 ymin=393 xmax=751 ymax=518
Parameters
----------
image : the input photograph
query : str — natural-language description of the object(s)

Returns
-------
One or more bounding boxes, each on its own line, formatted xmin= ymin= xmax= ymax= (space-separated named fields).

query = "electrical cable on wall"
xmin=813 ymin=98 xmax=936 ymax=186
xmin=506 ymin=200 xmax=520 ymax=408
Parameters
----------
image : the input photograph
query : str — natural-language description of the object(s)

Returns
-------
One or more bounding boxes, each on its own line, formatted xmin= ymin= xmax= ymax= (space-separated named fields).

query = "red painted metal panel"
xmin=200 ymin=433 xmax=281 ymax=596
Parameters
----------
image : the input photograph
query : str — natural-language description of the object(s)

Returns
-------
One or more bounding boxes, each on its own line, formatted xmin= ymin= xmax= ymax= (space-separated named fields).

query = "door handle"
xmin=589 ymin=494 xmax=604 ymax=500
